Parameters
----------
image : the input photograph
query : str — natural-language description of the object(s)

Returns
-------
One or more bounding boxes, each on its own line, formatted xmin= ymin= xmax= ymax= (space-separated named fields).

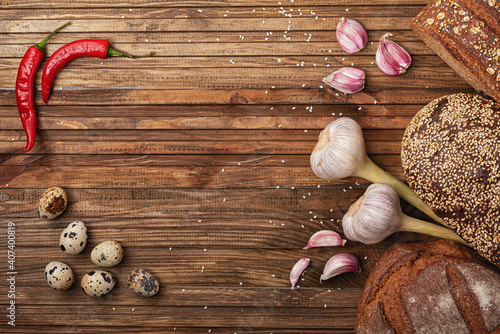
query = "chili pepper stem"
xmin=34 ymin=22 xmax=72 ymax=51
xmin=107 ymin=46 xmax=153 ymax=59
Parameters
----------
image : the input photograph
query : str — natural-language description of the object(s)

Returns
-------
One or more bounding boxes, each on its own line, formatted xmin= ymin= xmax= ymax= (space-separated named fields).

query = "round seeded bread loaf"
xmin=355 ymin=240 xmax=500 ymax=334
xmin=401 ymin=93 xmax=500 ymax=266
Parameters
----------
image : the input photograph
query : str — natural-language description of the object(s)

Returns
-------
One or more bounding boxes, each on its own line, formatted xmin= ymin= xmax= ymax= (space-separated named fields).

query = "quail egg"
xmin=59 ymin=221 xmax=87 ymax=255
xmin=128 ymin=269 xmax=160 ymax=297
xmin=44 ymin=261 xmax=74 ymax=291
xmin=80 ymin=270 xmax=116 ymax=297
xmin=38 ymin=186 xmax=68 ymax=219
xmin=90 ymin=241 xmax=123 ymax=267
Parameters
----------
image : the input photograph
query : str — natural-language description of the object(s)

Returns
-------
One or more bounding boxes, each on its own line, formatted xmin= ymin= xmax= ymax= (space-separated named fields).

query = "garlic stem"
xmin=355 ymin=155 xmax=446 ymax=226
xmin=400 ymin=214 xmax=468 ymax=246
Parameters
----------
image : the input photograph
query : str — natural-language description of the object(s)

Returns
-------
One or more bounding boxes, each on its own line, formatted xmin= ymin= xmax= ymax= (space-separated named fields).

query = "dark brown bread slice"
xmin=411 ymin=0 xmax=500 ymax=102
xmin=355 ymin=240 xmax=500 ymax=334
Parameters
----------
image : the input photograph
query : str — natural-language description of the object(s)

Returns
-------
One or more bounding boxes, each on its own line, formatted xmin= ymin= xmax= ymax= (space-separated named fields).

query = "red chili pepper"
xmin=42 ymin=40 xmax=152 ymax=104
xmin=16 ymin=22 xmax=71 ymax=152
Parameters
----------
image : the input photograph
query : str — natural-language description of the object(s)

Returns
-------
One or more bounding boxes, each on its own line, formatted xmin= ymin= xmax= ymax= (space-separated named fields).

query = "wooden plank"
xmin=15 ymin=286 xmax=363 ymax=307
xmin=0 ymin=41 xmax=437 ymax=58
xmin=0 ymin=104 xmax=424 ymax=118
xmin=0 ymin=6 xmax=423 ymax=21
xmin=0 ymin=154 xmax=408 ymax=181
xmin=0 ymin=0 xmax=429 ymax=9
xmin=0 ymin=129 xmax=406 ymax=142
xmin=0 ymin=139 xmax=403 ymax=155
xmin=0 ymin=129 xmax=408 ymax=142
xmin=3 ymin=218 xmax=430 ymax=248
xmin=0 ymin=165 xmax=402 ymax=188
xmin=10 ymin=305 xmax=359 ymax=329
xmin=0 ymin=116 xmax=414 ymax=131
xmin=0 ymin=17 xmax=414 ymax=34
xmin=0 ymin=326 xmax=358 ymax=333
xmin=0 ymin=67 xmax=467 ymax=91
xmin=0 ymin=187 xmax=366 ymax=218
xmin=0 ymin=54 xmax=447 ymax=68
xmin=0 ymin=87 xmax=476 ymax=106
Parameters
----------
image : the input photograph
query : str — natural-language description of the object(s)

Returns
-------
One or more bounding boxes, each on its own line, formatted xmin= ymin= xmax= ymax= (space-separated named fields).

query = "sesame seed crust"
xmin=402 ymin=93 xmax=500 ymax=266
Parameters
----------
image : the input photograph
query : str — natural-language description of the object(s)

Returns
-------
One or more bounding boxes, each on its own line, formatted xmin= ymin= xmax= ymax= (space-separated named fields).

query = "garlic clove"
xmin=323 ymin=67 xmax=365 ymax=94
xmin=310 ymin=117 xmax=367 ymax=181
xmin=376 ymin=33 xmax=412 ymax=76
xmin=290 ymin=257 xmax=310 ymax=289
xmin=336 ymin=18 xmax=368 ymax=54
xmin=320 ymin=253 xmax=360 ymax=282
xmin=303 ymin=230 xmax=346 ymax=249
xmin=342 ymin=183 xmax=401 ymax=245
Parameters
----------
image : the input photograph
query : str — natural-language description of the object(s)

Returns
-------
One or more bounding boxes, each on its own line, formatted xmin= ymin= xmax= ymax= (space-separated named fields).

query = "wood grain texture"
xmin=0 ymin=0 xmax=465 ymax=332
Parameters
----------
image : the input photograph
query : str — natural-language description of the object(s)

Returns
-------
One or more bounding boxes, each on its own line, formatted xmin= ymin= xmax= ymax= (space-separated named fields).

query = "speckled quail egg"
xmin=44 ymin=261 xmax=74 ymax=291
xmin=128 ymin=269 xmax=160 ymax=297
xmin=59 ymin=221 xmax=87 ymax=255
xmin=80 ymin=270 xmax=116 ymax=297
xmin=38 ymin=186 xmax=68 ymax=219
xmin=90 ymin=241 xmax=123 ymax=267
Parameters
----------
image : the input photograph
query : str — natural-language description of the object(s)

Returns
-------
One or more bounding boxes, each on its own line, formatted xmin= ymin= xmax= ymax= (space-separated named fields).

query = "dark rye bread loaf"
xmin=355 ymin=240 xmax=500 ymax=334
xmin=401 ymin=93 xmax=500 ymax=266
xmin=411 ymin=0 xmax=500 ymax=102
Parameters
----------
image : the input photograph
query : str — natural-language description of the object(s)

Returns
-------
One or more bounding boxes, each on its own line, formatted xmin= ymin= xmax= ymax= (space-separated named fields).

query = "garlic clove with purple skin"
xmin=336 ymin=18 xmax=368 ymax=54
xmin=323 ymin=67 xmax=365 ymax=94
xmin=310 ymin=117 xmax=446 ymax=226
xmin=320 ymin=253 xmax=360 ymax=282
xmin=303 ymin=230 xmax=346 ymax=249
xmin=290 ymin=257 xmax=310 ymax=289
xmin=376 ymin=33 xmax=412 ymax=76
xmin=342 ymin=183 xmax=468 ymax=246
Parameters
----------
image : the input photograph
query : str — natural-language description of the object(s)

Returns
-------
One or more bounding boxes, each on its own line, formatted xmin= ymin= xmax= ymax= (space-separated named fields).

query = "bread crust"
xmin=401 ymin=93 xmax=500 ymax=266
xmin=355 ymin=240 xmax=500 ymax=334
xmin=411 ymin=0 xmax=500 ymax=102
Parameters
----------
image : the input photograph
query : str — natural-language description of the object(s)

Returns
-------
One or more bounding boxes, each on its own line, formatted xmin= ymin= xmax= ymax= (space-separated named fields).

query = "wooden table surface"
xmin=0 ymin=0 xmax=476 ymax=333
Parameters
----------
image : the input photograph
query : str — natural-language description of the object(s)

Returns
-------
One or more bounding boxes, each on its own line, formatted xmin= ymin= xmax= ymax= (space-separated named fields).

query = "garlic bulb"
xmin=376 ymin=33 xmax=412 ymax=76
xmin=310 ymin=117 xmax=445 ymax=226
xmin=336 ymin=18 xmax=368 ymax=54
xmin=310 ymin=117 xmax=366 ymax=181
xmin=342 ymin=183 xmax=467 ymax=246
